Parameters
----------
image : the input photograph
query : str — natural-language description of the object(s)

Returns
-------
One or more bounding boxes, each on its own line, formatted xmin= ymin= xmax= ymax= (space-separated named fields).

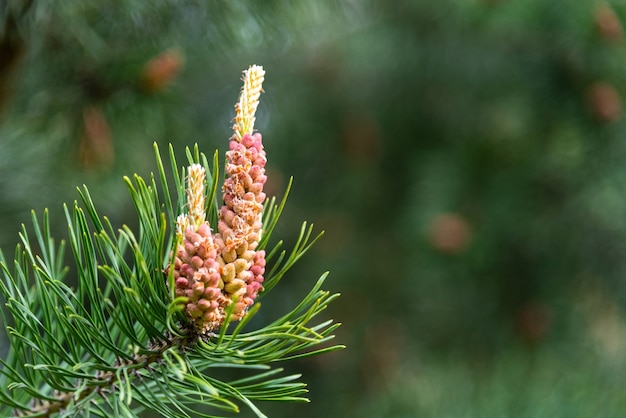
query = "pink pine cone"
xmin=169 ymin=222 xmax=229 ymax=333
xmin=168 ymin=66 xmax=270 ymax=333
xmin=220 ymin=133 xmax=267 ymax=252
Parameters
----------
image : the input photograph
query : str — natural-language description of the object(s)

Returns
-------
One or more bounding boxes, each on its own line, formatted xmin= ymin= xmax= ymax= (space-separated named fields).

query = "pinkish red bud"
xmin=197 ymin=299 xmax=212 ymax=311
xmin=241 ymin=134 xmax=255 ymax=147
xmin=218 ymin=220 xmax=230 ymax=235
xmin=179 ymin=264 xmax=193 ymax=278
xmin=254 ymin=250 xmax=266 ymax=264
xmin=249 ymin=183 xmax=263 ymax=194
xmin=197 ymin=223 xmax=212 ymax=237
xmin=191 ymin=282 xmax=205 ymax=298
xmin=229 ymin=140 xmax=245 ymax=151
xmin=185 ymin=230 xmax=201 ymax=244
xmin=221 ymin=208 xmax=235 ymax=225
xmin=247 ymin=148 xmax=259 ymax=162
xmin=203 ymin=287 xmax=219 ymax=299
xmin=249 ymin=166 xmax=262 ymax=179
xmin=184 ymin=241 xmax=196 ymax=256
xmin=250 ymin=265 xmax=264 ymax=276
xmin=223 ymin=193 xmax=234 ymax=208
xmin=196 ymin=242 xmax=207 ymax=258
xmin=190 ymin=256 xmax=203 ymax=269
xmin=175 ymin=277 xmax=189 ymax=288
xmin=242 ymin=173 xmax=253 ymax=188
xmin=206 ymin=272 xmax=220 ymax=287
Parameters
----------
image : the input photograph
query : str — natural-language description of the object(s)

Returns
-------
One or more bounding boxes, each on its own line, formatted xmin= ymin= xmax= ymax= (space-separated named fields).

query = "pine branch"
xmin=0 ymin=67 xmax=344 ymax=417
xmin=22 ymin=332 xmax=194 ymax=417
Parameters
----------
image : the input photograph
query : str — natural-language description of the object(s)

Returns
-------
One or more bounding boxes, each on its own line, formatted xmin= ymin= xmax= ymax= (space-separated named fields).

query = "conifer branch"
xmin=0 ymin=66 xmax=343 ymax=417
xmin=23 ymin=332 xmax=195 ymax=417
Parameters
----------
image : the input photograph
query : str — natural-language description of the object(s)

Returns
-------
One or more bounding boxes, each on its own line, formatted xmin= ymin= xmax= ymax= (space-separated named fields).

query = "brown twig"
xmin=16 ymin=330 xmax=197 ymax=417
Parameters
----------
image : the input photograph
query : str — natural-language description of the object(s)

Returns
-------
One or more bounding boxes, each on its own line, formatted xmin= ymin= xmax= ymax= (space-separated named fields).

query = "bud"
xmin=428 ymin=213 xmax=472 ymax=254
xmin=140 ymin=48 xmax=184 ymax=93
xmin=167 ymin=164 xmax=229 ymax=333
xmin=595 ymin=2 xmax=623 ymax=42
xmin=587 ymin=82 xmax=622 ymax=123
xmin=167 ymin=66 xmax=269 ymax=333
xmin=232 ymin=65 xmax=265 ymax=141
xmin=212 ymin=66 xmax=268 ymax=321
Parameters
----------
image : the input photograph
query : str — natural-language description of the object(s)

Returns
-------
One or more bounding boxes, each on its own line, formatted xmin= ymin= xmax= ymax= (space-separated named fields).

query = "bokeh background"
xmin=3 ymin=0 xmax=626 ymax=416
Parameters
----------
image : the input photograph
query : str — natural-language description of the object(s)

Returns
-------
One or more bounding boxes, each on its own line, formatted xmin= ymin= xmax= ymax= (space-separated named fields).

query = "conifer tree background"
xmin=4 ymin=0 xmax=626 ymax=416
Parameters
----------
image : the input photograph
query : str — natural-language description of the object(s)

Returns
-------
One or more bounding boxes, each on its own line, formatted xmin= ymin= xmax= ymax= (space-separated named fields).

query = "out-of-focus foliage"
xmin=3 ymin=0 xmax=626 ymax=416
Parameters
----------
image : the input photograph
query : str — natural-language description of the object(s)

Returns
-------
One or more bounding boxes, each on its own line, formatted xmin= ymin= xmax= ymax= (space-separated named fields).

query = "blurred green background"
xmin=4 ymin=0 xmax=626 ymax=416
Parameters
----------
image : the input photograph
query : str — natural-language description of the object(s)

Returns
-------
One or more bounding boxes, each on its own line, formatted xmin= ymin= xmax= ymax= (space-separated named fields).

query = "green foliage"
xmin=0 ymin=144 xmax=342 ymax=417
xmin=353 ymin=345 xmax=626 ymax=418
xmin=8 ymin=0 xmax=626 ymax=417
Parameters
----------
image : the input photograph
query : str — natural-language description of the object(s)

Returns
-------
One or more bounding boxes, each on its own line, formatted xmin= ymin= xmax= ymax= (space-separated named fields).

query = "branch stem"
xmin=18 ymin=330 xmax=197 ymax=417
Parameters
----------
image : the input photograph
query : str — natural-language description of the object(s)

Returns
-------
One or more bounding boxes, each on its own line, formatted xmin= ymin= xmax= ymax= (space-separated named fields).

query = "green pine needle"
xmin=0 ymin=144 xmax=343 ymax=417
